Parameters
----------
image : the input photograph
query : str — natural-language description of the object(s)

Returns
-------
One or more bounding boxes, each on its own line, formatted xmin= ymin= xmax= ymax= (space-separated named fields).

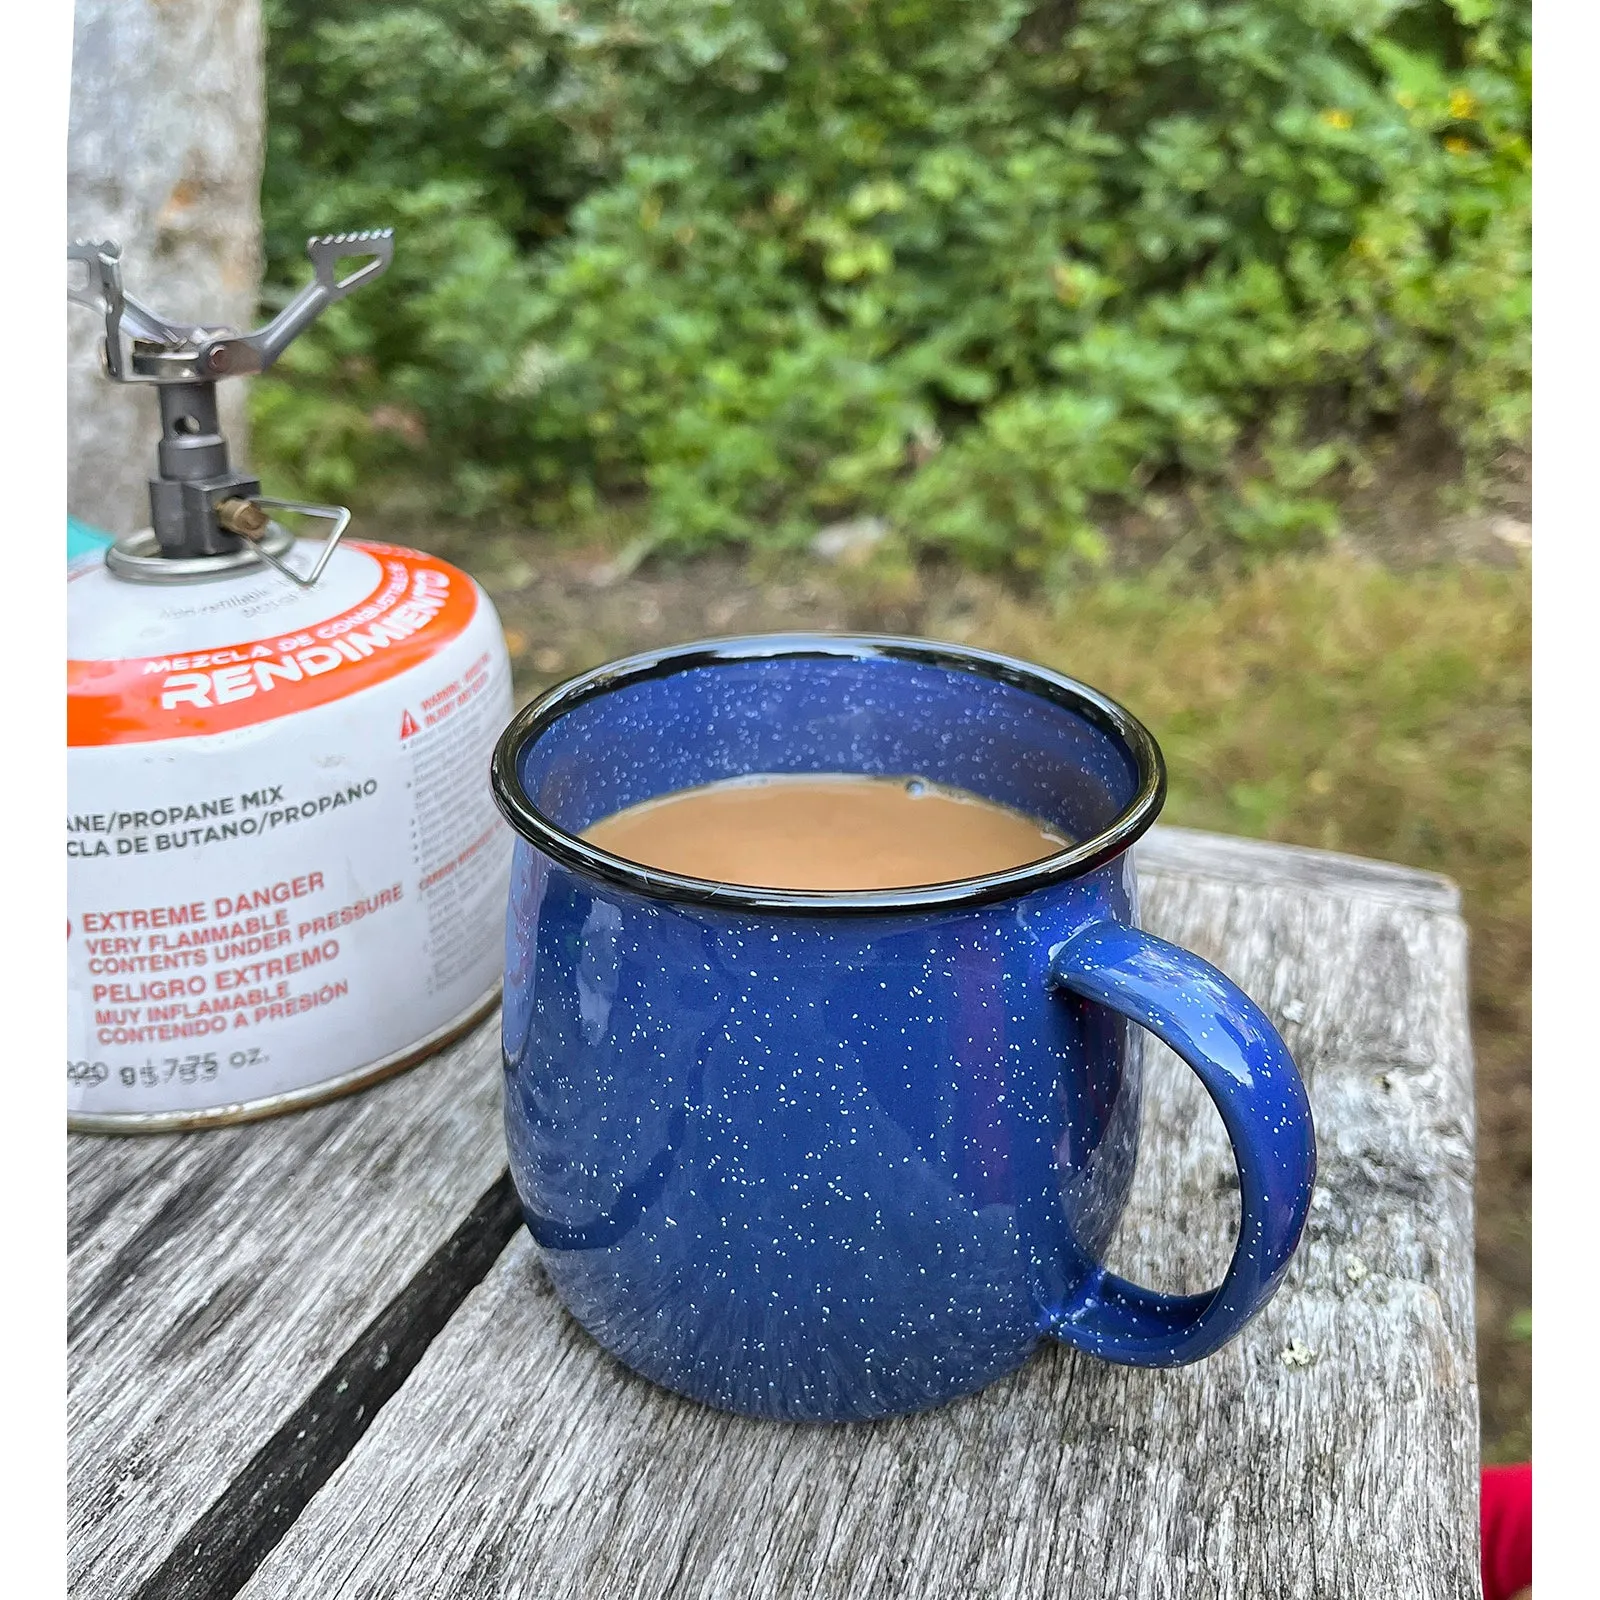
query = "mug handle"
xmin=1045 ymin=920 xmax=1317 ymax=1366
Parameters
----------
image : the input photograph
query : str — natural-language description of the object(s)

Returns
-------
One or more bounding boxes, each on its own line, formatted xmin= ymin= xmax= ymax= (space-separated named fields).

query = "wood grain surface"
xmin=67 ymin=1014 xmax=511 ymax=1600
xmin=228 ymin=837 xmax=1479 ymax=1600
xmin=1135 ymin=824 xmax=1461 ymax=911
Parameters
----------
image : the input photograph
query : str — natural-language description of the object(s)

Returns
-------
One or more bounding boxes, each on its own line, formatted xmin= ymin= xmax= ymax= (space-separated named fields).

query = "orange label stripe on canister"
xmin=68 ymin=543 xmax=479 ymax=747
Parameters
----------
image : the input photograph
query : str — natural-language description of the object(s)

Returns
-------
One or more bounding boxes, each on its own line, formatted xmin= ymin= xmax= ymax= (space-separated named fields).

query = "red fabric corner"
xmin=1481 ymin=1463 xmax=1532 ymax=1600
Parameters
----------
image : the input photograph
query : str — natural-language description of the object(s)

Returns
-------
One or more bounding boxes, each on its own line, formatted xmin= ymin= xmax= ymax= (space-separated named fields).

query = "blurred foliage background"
xmin=257 ymin=0 xmax=1530 ymax=1456
xmin=257 ymin=0 xmax=1529 ymax=573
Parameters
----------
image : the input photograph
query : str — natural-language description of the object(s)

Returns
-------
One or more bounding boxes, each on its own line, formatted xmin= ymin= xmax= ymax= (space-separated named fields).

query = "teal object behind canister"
xmin=68 ymin=517 xmax=114 ymax=562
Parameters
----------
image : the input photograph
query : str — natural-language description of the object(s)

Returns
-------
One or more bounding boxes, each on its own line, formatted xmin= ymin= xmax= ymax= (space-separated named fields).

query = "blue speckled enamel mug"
xmin=491 ymin=636 xmax=1315 ymax=1421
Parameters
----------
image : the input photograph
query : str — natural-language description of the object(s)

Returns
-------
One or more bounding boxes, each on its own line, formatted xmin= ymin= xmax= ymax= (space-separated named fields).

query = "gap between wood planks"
xmin=128 ymin=1172 xmax=524 ymax=1600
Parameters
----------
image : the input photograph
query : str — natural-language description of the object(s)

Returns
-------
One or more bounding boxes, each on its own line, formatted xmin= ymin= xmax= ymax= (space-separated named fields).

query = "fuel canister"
xmin=67 ymin=230 xmax=513 ymax=1129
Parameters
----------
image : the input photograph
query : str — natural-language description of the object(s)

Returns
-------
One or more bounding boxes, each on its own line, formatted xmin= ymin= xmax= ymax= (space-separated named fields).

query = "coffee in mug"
xmin=583 ymin=774 xmax=1069 ymax=892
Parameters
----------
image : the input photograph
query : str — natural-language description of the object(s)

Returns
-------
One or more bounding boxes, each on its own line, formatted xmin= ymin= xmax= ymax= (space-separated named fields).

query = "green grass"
xmin=958 ymin=554 xmax=1530 ymax=889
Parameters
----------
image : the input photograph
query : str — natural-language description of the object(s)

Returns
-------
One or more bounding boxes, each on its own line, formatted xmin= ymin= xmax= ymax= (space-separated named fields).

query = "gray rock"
xmin=68 ymin=0 xmax=264 ymax=535
xmin=809 ymin=515 xmax=890 ymax=564
xmin=1490 ymin=516 xmax=1532 ymax=548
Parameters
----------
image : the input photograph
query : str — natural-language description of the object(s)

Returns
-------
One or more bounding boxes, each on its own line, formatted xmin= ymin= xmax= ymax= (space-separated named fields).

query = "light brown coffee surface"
xmin=582 ymin=774 xmax=1067 ymax=891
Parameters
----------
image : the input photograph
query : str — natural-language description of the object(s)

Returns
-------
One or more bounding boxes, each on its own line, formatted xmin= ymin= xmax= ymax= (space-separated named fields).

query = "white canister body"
xmin=67 ymin=538 xmax=514 ymax=1129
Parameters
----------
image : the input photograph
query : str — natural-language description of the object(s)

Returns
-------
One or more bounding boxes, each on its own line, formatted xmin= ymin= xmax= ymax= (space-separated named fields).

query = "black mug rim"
xmin=490 ymin=633 xmax=1167 ymax=915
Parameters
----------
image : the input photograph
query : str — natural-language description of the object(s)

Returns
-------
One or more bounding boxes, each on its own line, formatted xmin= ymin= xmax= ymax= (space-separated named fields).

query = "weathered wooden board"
xmin=1136 ymin=824 xmax=1461 ymax=911
xmin=67 ymin=1012 xmax=513 ymax=1600
xmin=236 ymin=834 xmax=1479 ymax=1600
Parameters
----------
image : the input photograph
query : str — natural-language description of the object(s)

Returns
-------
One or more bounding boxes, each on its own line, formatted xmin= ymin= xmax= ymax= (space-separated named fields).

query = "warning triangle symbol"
xmin=399 ymin=709 xmax=420 ymax=739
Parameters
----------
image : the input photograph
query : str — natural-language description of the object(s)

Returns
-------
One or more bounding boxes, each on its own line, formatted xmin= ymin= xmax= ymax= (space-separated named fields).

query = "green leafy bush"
xmin=259 ymin=0 xmax=1530 ymax=568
